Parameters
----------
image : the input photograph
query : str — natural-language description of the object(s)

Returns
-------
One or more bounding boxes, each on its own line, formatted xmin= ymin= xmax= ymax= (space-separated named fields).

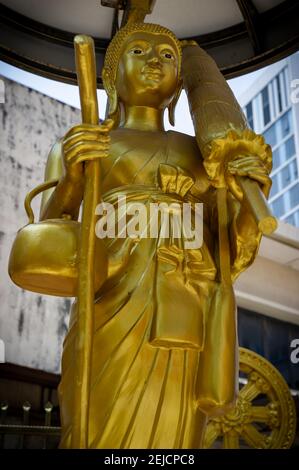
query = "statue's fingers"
xmin=228 ymin=158 xmax=265 ymax=170
xmin=231 ymin=155 xmax=262 ymax=162
xmin=64 ymin=123 xmax=103 ymax=139
xmin=230 ymin=166 xmax=268 ymax=177
xmin=64 ymin=124 xmax=83 ymax=139
xmin=73 ymin=150 xmax=109 ymax=164
xmin=227 ymin=168 xmax=248 ymax=177
xmin=228 ymin=164 xmax=268 ymax=178
xmin=64 ymin=133 xmax=110 ymax=151
xmin=99 ymin=118 xmax=115 ymax=132
xmin=228 ymin=167 xmax=270 ymax=183
xmin=226 ymin=174 xmax=243 ymax=201
xmin=247 ymin=172 xmax=271 ymax=186
xmin=67 ymin=142 xmax=109 ymax=161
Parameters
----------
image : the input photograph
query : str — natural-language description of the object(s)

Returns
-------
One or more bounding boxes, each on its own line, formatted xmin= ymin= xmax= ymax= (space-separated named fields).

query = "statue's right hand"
xmin=62 ymin=119 xmax=113 ymax=181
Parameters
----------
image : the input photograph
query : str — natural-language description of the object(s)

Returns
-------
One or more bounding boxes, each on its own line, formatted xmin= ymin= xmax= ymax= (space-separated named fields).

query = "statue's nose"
xmin=147 ymin=55 xmax=161 ymax=67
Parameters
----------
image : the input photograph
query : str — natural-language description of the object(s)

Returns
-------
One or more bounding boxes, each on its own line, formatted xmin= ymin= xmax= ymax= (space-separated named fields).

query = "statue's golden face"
xmin=116 ymin=31 xmax=180 ymax=109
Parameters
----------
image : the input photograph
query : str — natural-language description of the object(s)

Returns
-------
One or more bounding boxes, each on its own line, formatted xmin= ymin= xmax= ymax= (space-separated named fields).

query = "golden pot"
xmin=8 ymin=180 xmax=107 ymax=297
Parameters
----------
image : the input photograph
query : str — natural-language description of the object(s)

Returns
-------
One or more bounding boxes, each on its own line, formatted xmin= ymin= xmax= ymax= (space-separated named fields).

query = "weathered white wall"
xmin=0 ymin=77 xmax=81 ymax=373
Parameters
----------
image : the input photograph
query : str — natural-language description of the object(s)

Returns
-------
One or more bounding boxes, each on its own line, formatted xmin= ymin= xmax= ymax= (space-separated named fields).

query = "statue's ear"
xmin=168 ymin=79 xmax=183 ymax=127
xmin=102 ymin=67 xmax=119 ymax=116
xmin=108 ymin=88 xmax=119 ymax=116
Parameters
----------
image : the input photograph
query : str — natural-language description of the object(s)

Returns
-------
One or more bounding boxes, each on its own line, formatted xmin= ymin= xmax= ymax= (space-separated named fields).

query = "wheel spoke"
xmin=223 ymin=430 xmax=239 ymax=449
xmin=248 ymin=406 xmax=272 ymax=424
xmin=241 ymin=423 xmax=267 ymax=448
xmin=203 ymin=421 xmax=221 ymax=449
xmin=239 ymin=380 xmax=260 ymax=402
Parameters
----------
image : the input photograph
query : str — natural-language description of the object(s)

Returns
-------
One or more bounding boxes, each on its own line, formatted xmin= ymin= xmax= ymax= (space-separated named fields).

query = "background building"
xmin=239 ymin=52 xmax=299 ymax=227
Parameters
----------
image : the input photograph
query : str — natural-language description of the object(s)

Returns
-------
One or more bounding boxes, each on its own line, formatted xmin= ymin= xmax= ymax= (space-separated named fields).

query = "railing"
xmin=0 ymin=401 xmax=61 ymax=449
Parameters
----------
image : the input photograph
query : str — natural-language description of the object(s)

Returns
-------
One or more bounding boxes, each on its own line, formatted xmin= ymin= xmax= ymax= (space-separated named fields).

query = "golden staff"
xmin=70 ymin=0 xmax=154 ymax=448
xmin=72 ymin=35 xmax=100 ymax=448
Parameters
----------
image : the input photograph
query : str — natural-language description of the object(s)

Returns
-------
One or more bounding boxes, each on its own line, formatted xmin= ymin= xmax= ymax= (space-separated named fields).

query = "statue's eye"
xmin=161 ymin=51 xmax=173 ymax=60
xmin=133 ymin=48 xmax=143 ymax=55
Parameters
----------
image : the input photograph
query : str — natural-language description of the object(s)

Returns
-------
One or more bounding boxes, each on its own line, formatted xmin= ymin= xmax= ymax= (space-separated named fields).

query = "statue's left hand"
xmin=226 ymin=154 xmax=271 ymax=201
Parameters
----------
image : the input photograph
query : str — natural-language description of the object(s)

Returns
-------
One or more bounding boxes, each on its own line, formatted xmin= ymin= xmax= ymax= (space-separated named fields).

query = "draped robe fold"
xmin=58 ymin=129 xmax=261 ymax=448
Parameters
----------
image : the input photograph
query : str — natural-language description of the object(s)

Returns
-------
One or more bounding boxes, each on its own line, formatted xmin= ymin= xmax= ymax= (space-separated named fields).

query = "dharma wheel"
xmin=203 ymin=347 xmax=297 ymax=449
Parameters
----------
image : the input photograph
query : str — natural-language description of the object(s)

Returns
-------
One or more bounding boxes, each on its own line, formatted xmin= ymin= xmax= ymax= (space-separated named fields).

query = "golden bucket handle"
xmin=24 ymin=179 xmax=59 ymax=224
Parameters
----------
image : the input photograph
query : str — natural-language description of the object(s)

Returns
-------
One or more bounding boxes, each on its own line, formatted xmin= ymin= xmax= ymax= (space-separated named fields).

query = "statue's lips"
xmin=142 ymin=67 xmax=164 ymax=79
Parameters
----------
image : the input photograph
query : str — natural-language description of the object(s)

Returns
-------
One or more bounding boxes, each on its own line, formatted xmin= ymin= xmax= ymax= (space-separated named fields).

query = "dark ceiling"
xmin=0 ymin=0 xmax=298 ymax=85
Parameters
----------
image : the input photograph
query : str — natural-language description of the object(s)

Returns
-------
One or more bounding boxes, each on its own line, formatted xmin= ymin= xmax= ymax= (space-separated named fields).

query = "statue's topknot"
xmin=103 ymin=22 xmax=182 ymax=93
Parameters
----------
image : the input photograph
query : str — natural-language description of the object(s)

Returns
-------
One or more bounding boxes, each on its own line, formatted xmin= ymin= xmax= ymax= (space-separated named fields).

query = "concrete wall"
xmin=0 ymin=77 xmax=80 ymax=373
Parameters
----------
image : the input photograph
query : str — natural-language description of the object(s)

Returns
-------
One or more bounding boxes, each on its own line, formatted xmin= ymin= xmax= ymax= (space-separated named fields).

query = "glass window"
xmin=285 ymin=213 xmax=295 ymax=225
xmin=291 ymin=159 xmax=298 ymax=179
xmin=270 ymin=174 xmax=279 ymax=197
xmin=272 ymin=195 xmax=285 ymax=217
xmin=280 ymin=111 xmax=292 ymax=138
xmin=289 ymin=183 xmax=299 ymax=209
xmin=264 ymin=123 xmax=277 ymax=147
xmin=282 ymin=68 xmax=289 ymax=107
xmin=272 ymin=148 xmax=280 ymax=171
xmin=246 ymin=102 xmax=254 ymax=130
xmin=262 ymin=87 xmax=271 ymax=126
xmin=276 ymin=76 xmax=283 ymax=113
xmin=281 ymin=166 xmax=290 ymax=188
xmin=284 ymin=136 xmax=295 ymax=160
xmin=287 ymin=210 xmax=299 ymax=228
xmin=281 ymin=160 xmax=298 ymax=188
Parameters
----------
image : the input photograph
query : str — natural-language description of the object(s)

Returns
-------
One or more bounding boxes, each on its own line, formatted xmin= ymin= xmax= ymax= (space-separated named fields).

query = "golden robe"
xmin=58 ymin=129 xmax=262 ymax=448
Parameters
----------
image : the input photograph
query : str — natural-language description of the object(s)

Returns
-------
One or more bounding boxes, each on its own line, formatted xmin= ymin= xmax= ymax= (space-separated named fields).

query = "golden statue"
xmin=9 ymin=16 xmax=276 ymax=449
